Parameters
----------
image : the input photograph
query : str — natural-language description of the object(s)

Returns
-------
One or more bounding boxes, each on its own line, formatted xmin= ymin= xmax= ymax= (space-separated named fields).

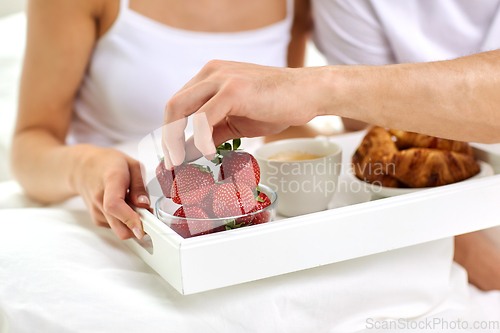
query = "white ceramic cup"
xmin=254 ymin=138 xmax=342 ymax=217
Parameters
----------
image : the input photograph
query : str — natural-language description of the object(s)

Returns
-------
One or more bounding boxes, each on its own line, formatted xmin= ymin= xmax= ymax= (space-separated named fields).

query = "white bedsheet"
xmin=1 ymin=183 xmax=500 ymax=333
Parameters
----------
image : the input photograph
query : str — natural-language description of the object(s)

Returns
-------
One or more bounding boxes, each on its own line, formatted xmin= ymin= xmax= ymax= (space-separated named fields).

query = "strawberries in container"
xmin=170 ymin=164 xmax=215 ymax=206
xmin=155 ymin=139 xmax=277 ymax=238
xmin=155 ymin=157 xmax=177 ymax=198
xmin=170 ymin=206 xmax=213 ymax=238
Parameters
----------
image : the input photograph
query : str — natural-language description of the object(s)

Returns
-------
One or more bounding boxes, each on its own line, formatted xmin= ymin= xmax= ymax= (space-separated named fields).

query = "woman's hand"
xmin=72 ymin=147 xmax=151 ymax=240
xmin=162 ymin=60 xmax=326 ymax=168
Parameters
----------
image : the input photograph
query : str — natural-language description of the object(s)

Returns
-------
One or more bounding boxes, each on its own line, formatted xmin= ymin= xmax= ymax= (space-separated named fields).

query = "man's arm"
xmin=162 ymin=50 xmax=500 ymax=165
xmin=325 ymin=50 xmax=500 ymax=144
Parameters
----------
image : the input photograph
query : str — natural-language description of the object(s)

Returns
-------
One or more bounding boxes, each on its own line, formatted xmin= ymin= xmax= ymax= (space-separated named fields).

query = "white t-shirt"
xmin=312 ymin=0 xmax=500 ymax=328
xmin=313 ymin=0 xmax=500 ymax=65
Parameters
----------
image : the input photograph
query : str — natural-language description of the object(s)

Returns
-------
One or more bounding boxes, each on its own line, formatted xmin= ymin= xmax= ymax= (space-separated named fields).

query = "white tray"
xmin=125 ymin=133 xmax=500 ymax=295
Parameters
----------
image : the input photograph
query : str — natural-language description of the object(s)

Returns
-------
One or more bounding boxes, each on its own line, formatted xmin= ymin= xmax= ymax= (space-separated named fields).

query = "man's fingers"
xmin=162 ymin=117 xmax=187 ymax=167
xmin=212 ymin=120 xmax=240 ymax=148
xmin=177 ymin=60 xmax=231 ymax=92
xmin=165 ymin=81 xmax=219 ymax=121
xmin=163 ymin=81 xmax=221 ymax=166
xmin=191 ymin=94 xmax=233 ymax=158
xmin=184 ymin=136 xmax=204 ymax=162
xmin=193 ymin=112 xmax=216 ymax=160
xmin=103 ymin=175 xmax=144 ymax=239
xmin=161 ymin=142 xmax=174 ymax=170
xmin=127 ymin=160 xmax=150 ymax=209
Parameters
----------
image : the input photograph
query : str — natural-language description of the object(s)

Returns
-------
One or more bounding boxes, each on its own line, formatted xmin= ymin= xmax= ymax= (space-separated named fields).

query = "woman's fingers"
xmin=102 ymin=173 xmax=144 ymax=240
xmin=103 ymin=211 xmax=134 ymax=240
xmin=90 ymin=206 xmax=110 ymax=228
xmin=127 ymin=160 xmax=150 ymax=209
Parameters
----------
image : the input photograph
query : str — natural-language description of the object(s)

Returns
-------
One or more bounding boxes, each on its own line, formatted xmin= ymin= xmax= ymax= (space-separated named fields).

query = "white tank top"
xmin=69 ymin=0 xmax=293 ymax=146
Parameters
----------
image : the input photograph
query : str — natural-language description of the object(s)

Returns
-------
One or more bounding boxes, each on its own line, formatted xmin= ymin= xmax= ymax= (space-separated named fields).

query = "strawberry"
xmin=156 ymin=158 xmax=177 ymax=198
xmin=170 ymin=206 xmax=213 ymax=238
xmin=171 ymin=206 xmax=191 ymax=238
xmin=251 ymin=192 xmax=272 ymax=225
xmin=214 ymin=139 xmax=260 ymax=190
xmin=213 ymin=182 xmax=256 ymax=218
xmin=252 ymin=210 xmax=271 ymax=225
xmin=197 ymin=184 xmax=219 ymax=218
xmin=219 ymin=151 xmax=260 ymax=190
xmin=255 ymin=192 xmax=272 ymax=209
xmin=173 ymin=206 xmax=186 ymax=218
xmin=171 ymin=164 xmax=215 ymax=206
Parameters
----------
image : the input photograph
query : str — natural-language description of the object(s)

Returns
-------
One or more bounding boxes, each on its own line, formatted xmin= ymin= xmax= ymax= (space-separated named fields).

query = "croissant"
xmin=353 ymin=127 xmax=480 ymax=189
xmin=389 ymin=129 xmax=474 ymax=157
xmin=352 ymin=127 xmax=402 ymax=188
xmin=387 ymin=148 xmax=480 ymax=188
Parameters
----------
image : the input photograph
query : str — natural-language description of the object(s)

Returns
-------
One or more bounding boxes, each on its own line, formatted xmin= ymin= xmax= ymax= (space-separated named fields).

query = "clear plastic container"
xmin=156 ymin=184 xmax=277 ymax=238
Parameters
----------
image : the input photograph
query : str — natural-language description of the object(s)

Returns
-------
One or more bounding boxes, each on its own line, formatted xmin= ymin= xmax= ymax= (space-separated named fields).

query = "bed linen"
xmin=3 ymin=12 xmax=500 ymax=333
xmin=1 ymin=186 xmax=500 ymax=333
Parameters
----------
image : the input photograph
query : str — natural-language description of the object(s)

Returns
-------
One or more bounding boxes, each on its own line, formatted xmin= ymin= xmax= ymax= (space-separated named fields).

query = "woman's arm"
xmin=161 ymin=50 xmax=500 ymax=165
xmin=287 ymin=0 xmax=311 ymax=68
xmin=12 ymin=0 xmax=148 ymax=239
xmin=13 ymin=0 xmax=97 ymax=202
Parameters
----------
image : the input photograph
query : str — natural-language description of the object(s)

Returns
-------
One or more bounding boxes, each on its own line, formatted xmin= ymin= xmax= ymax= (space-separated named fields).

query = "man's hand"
xmin=161 ymin=60 xmax=323 ymax=168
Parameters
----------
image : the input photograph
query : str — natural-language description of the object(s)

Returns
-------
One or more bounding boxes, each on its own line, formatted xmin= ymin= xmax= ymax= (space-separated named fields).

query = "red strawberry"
xmin=170 ymin=207 xmax=191 ymax=238
xmin=170 ymin=206 xmax=213 ymax=238
xmin=173 ymin=206 xmax=186 ymax=218
xmin=252 ymin=210 xmax=271 ymax=225
xmin=213 ymin=183 xmax=256 ymax=218
xmin=212 ymin=222 xmax=227 ymax=234
xmin=156 ymin=158 xmax=177 ymax=198
xmin=219 ymin=151 xmax=260 ymax=190
xmin=197 ymin=184 xmax=218 ymax=218
xmin=171 ymin=164 xmax=215 ymax=206
xmin=255 ymin=192 xmax=271 ymax=209
xmin=251 ymin=192 xmax=272 ymax=225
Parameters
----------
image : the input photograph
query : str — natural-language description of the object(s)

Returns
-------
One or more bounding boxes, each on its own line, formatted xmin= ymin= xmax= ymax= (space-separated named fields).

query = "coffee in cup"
xmin=254 ymin=138 xmax=342 ymax=217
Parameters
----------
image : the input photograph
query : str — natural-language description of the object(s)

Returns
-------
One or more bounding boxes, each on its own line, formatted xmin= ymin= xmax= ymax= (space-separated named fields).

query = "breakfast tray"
xmin=125 ymin=132 xmax=500 ymax=295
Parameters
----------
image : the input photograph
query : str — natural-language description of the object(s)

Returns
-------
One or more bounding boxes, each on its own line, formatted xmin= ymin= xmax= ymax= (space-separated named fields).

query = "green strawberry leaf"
xmin=191 ymin=164 xmax=213 ymax=175
xmin=216 ymin=143 xmax=227 ymax=150
xmin=233 ymin=138 xmax=241 ymax=150
xmin=211 ymin=156 xmax=223 ymax=165
xmin=257 ymin=196 xmax=265 ymax=203
xmin=224 ymin=219 xmax=243 ymax=230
